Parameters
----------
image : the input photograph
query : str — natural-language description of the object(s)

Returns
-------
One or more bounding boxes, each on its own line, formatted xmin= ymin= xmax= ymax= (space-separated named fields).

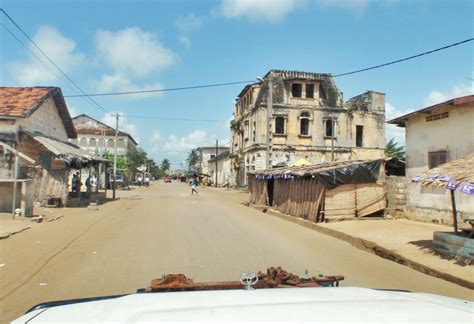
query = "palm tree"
xmin=186 ymin=149 xmax=199 ymax=172
xmin=385 ymin=138 xmax=405 ymax=159
xmin=161 ymin=158 xmax=171 ymax=172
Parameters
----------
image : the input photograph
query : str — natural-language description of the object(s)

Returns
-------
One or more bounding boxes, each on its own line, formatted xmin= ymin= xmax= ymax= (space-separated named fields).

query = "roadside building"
xmin=71 ymin=114 xmax=138 ymax=157
xmin=208 ymin=151 xmax=232 ymax=186
xmin=248 ymin=159 xmax=386 ymax=222
xmin=230 ymin=70 xmax=386 ymax=186
xmin=388 ymin=95 xmax=474 ymax=225
xmin=0 ymin=87 xmax=104 ymax=214
xmin=196 ymin=146 xmax=229 ymax=175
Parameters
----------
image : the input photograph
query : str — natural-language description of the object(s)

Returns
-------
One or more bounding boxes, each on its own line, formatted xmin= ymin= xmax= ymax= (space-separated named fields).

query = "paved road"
xmin=1 ymin=182 xmax=472 ymax=322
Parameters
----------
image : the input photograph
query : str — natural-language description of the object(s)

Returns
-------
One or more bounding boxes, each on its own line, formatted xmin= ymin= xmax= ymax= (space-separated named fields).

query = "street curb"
xmin=249 ymin=204 xmax=474 ymax=290
xmin=0 ymin=226 xmax=31 ymax=240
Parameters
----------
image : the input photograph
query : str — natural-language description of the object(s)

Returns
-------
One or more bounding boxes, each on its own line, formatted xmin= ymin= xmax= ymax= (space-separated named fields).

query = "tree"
xmin=186 ymin=149 xmax=199 ymax=172
xmin=127 ymin=148 xmax=148 ymax=172
xmin=385 ymin=138 xmax=405 ymax=159
xmin=161 ymin=158 xmax=171 ymax=172
xmin=103 ymin=152 xmax=129 ymax=169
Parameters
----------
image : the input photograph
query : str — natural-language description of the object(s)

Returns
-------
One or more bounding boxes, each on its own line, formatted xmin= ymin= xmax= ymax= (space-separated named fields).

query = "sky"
xmin=1 ymin=0 xmax=473 ymax=168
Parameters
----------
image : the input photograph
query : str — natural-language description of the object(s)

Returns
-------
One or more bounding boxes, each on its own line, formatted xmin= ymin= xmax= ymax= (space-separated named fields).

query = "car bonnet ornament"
xmin=240 ymin=272 xmax=258 ymax=290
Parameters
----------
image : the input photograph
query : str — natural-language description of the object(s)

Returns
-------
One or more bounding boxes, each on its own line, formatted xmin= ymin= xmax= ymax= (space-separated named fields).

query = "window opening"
xmin=356 ymin=125 xmax=363 ymax=147
xmin=306 ymin=84 xmax=314 ymax=98
xmin=275 ymin=117 xmax=285 ymax=135
xmin=292 ymin=83 xmax=302 ymax=97
xmin=300 ymin=112 xmax=310 ymax=136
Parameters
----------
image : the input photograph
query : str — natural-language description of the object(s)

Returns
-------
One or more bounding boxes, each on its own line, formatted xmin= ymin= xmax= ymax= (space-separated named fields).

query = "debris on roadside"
xmin=30 ymin=215 xmax=44 ymax=223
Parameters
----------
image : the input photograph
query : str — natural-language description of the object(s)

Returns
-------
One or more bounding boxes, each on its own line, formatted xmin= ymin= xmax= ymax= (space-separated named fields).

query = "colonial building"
xmin=230 ymin=70 xmax=385 ymax=186
xmin=196 ymin=146 xmax=229 ymax=175
xmin=71 ymin=114 xmax=138 ymax=157
xmin=388 ymin=95 xmax=474 ymax=225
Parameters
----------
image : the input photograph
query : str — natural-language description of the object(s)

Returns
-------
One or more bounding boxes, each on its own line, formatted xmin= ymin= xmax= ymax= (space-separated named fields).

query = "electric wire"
xmin=0 ymin=9 xmax=110 ymax=114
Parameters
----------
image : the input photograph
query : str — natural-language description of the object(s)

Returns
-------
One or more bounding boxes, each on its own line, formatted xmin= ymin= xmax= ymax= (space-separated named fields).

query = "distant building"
xmin=388 ymin=95 xmax=474 ymax=225
xmin=230 ymin=70 xmax=386 ymax=186
xmin=208 ymin=151 xmax=232 ymax=186
xmin=71 ymin=114 xmax=138 ymax=157
xmin=196 ymin=146 xmax=229 ymax=175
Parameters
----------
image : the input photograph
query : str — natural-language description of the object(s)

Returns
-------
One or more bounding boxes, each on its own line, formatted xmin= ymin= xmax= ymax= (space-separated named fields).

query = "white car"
xmin=13 ymin=286 xmax=473 ymax=322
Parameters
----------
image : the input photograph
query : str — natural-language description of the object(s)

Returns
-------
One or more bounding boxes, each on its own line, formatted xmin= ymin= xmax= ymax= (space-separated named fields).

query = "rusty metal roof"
xmin=387 ymin=95 xmax=474 ymax=127
xmin=0 ymin=87 xmax=77 ymax=139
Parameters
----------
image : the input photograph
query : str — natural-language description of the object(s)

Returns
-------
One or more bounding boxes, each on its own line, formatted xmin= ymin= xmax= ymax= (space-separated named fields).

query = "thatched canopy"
xmin=415 ymin=153 xmax=474 ymax=188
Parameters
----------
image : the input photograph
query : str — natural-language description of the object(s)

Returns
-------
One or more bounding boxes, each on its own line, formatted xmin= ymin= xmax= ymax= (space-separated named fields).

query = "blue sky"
xmin=1 ymin=0 xmax=473 ymax=167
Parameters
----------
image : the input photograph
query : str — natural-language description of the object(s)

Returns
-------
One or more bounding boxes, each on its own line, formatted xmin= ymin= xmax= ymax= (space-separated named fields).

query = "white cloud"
xmin=316 ymin=0 xmax=369 ymax=11
xmin=423 ymin=83 xmax=473 ymax=107
xmin=101 ymin=112 xmax=140 ymax=144
xmin=151 ymin=130 xmax=162 ymax=142
xmin=95 ymin=27 xmax=177 ymax=78
xmin=163 ymin=130 xmax=210 ymax=153
xmin=217 ymin=0 xmax=302 ymax=23
xmin=7 ymin=26 xmax=85 ymax=85
xmin=65 ymin=100 xmax=80 ymax=118
xmin=95 ymin=73 xmax=164 ymax=100
xmin=175 ymin=14 xmax=203 ymax=31
xmin=385 ymin=102 xmax=406 ymax=146
xmin=178 ymin=35 xmax=191 ymax=49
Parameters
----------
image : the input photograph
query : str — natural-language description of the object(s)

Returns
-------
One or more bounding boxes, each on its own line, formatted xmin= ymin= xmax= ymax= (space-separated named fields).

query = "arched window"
xmin=98 ymin=138 xmax=105 ymax=149
xmin=89 ymin=138 xmax=97 ymax=147
xmin=107 ymin=139 xmax=115 ymax=148
xmin=299 ymin=112 xmax=311 ymax=136
xmin=79 ymin=138 xmax=87 ymax=147
xmin=117 ymin=139 xmax=125 ymax=148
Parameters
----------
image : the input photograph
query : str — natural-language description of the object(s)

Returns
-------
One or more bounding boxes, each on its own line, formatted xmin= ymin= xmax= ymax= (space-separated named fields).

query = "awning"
xmin=33 ymin=135 xmax=108 ymax=167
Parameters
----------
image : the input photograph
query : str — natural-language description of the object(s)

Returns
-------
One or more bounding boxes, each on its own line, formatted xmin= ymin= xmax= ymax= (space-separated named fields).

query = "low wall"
xmin=405 ymin=182 xmax=474 ymax=226
xmin=384 ymin=176 xmax=406 ymax=218
xmin=433 ymin=232 xmax=474 ymax=259
xmin=0 ymin=180 xmax=33 ymax=216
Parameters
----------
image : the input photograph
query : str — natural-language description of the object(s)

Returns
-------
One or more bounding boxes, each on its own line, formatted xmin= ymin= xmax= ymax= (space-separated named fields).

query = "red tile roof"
xmin=0 ymin=87 xmax=55 ymax=117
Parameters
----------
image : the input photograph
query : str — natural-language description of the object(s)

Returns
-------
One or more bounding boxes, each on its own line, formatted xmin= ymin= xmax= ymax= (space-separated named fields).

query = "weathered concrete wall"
xmin=17 ymin=97 xmax=68 ymax=141
xmin=405 ymin=182 xmax=474 ymax=226
xmin=208 ymin=158 xmax=232 ymax=185
xmin=385 ymin=176 xmax=406 ymax=218
xmin=406 ymin=104 xmax=474 ymax=177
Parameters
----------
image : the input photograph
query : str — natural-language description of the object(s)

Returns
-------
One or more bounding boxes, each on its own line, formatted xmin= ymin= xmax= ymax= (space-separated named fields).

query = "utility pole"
xmin=113 ymin=113 xmax=118 ymax=199
xmin=12 ymin=154 xmax=19 ymax=217
xmin=215 ymin=139 xmax=218 ymax=188
xmin=266 ymin=77 xmax=273 ymax=169
xmin=331 ymin=116 xmax=335 ymax=162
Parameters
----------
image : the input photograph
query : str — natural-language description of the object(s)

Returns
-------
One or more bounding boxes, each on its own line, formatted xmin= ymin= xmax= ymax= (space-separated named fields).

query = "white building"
xmin=196 ymin=146 xmax=229 ymax=175
xmin=208 ymin=151 xmax=232 ymax=186
xmin=388 ymin=95 xmax=474 ymax=225
xmin=71 ymin=114 xmax=138 ymax=157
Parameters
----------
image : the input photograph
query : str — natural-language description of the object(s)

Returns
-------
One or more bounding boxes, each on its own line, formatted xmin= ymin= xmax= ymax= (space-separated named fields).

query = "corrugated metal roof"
xmin=387 ymin=95 xmax=474 ymax=127
xmin=33 ymin=135 xmax=107 ymax=163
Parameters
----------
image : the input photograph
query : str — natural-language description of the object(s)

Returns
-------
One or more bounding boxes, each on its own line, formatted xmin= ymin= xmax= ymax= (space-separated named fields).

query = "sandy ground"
xmin=1 ymin=182 xmax=473 ymax=322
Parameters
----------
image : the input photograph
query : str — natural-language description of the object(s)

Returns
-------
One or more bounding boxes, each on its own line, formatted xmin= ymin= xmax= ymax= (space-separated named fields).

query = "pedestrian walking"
xmin=85 ymin=175 xmax=92 ymax=198
xmin=191 ymin=177 xmax=198 ymax=195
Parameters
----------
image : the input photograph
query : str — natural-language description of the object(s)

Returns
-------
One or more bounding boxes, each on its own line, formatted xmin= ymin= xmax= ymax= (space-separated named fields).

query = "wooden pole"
xmin=12 ymin=155 xmax=19 ymax=218
xmin=450 ymin=189 xmax=458 ymax=234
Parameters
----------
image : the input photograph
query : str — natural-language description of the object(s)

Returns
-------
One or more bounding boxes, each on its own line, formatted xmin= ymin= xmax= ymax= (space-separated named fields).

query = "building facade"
xmin=230 ymin=70 xmax=386 ymax=186
xmin=0 ymin=87 xmax=77 ymax=213
xmin=196 ymin=146 xmax=229 ymax=175
xmin=388 ymin=95 xmax=474 ymax=225
xmin=208 ymin=151 xmax=232 ymax=186
xmin=71 ymin=114 xmax=138 ymax=157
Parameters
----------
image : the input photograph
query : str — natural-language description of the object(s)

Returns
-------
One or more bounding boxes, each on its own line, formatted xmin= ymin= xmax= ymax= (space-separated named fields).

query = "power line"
xmin=61 ymin=38 xmax=473 ymax=98
xmin=333 ymin=38 xmax=474 ymax=77
xmin=0 ymin=8 xmax=110 ymax=114
xmin=123 ymin=114 xmax=226 ymax=122
xmin=64 ymin=80 xmax=254 ymax=98
xmin=0 ymin=22 xmax=79 ymax=96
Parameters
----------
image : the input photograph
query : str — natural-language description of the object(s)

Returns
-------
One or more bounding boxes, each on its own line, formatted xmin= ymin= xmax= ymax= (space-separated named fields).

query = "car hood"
xmin=14 ymin=287 xmax=473 ymax=323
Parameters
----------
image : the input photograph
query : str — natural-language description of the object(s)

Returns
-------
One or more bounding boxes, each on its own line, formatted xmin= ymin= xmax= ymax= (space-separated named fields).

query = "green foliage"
xmin=127 ymin=148 xmax=148 ymax=172
xmin=186 ymin=149 xmax=199 ymax=172
xmin=103 ymin=152 xmax=129 ymax=169
xmin=160 ymin=158 xmax=171 ymax=172
xmin=385 ymin=138 xmax=405 ymax=159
